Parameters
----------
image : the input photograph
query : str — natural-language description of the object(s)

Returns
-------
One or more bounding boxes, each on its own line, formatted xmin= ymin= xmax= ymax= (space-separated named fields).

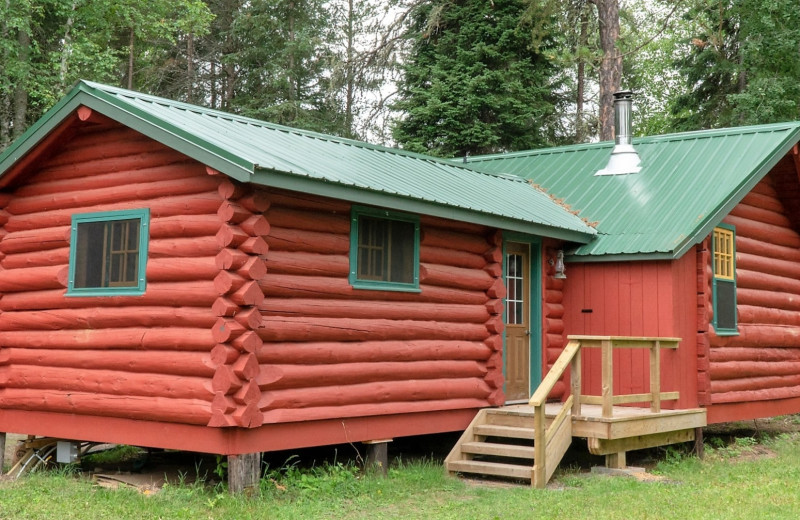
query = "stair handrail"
xmin=529 ymin=339 xmax=581 ymax=488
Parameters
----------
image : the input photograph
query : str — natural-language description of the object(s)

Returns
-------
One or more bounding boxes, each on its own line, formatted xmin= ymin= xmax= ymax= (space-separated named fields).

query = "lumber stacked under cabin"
xmin=256 ymin=191 xmax=505 ymax=424
xmin=0 ymin=121 xmax=222 ymax=425
xmin=706 ymin=161 xmax=800 ymax=405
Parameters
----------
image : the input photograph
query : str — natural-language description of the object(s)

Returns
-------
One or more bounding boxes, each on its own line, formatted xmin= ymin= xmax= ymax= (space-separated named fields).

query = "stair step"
xmin=461 ymin=441 xmax=535 ymax=459
xmin=448 ymin=460 xmax=532 ymax=480
xmin=474 ymin=424 xmax=536 ymax=440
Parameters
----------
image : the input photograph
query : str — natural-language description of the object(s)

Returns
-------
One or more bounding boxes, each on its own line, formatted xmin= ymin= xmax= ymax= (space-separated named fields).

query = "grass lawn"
xmin=2 ymin=425 xmax=799 ymax=519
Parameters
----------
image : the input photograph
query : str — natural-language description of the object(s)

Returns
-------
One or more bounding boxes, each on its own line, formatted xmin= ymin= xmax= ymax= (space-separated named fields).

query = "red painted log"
xmin=256 ymin=298 xmax=489 ymax=323
xmin=212 ymin=297 xmax=239 ymax=317
xmin=711 ymin=386 xmax=800 ymax=404
xmin=712 ymin=323 xmax=800 ymax=348
xmin=260 ymin=398 xmax=488 ymax=424
xmin=724 ymin=215 xmax=800 ymax=248
xmin=0 ymin=327 xmax=214 ymax=350
xmin=736 ymin=288 xmax=800 ymax=313
xmin=740 ymin=190 xmax=785 ymax=214
xmin=3 ymin=194 xmax=223 ymax=232
xmin=485 ymin=335 xmax=502 ymax=351
xmin=738 ymin=305 xmax=800 ymax=327
xmin=240 ymin=215 xmax=270 ymax=237
xmin=232 ymin=331 xmax=263 ymax=353
xmin=264 ymin=250 xmax=348 ymax=277
xmin=213 ymin=318 xmax=246 ymax=343
xmin=212 ymin=392 xmax=237 ymax=414
xmin=0 ymin=282 xmax=218 ymax=311
xmin=232 ymin=354 xmax=259 ymax=380
xmin=237 ymin=191 xmax=271 ymax=213
xmin=486 ymin=278 xmax=506 ymax=299
xmin=216 ymin=225 xmax=249 ymax=248
xmin=15 ymin=161 xmax=206 ymax=198
xmin=232 ymin=281 xmax=264 ymax=306
xmin=259 ymin=378 xmax=491 ymax=410
xmin=8 ymin=176 xmax=222 ymax=215
xmin=0 ymin=264 xmax=67 ymax=292
xmin=233 ymin=402 xmax=263 ymax=427
xmin=149 ymin=215 xmax=221 ymax=239
xmin=710 ymin=374 xmax=800 ymax=394
xmin=420 ymin=214 xmax=488 ymax=235
xmin=486 ymin=299 xmax=503 ymax=315
xmin=259 ymin=274 xmax=488 ymax=305
xmin=255 ymin=316 xmax=490 ymax=343
xmin=217 ymin=200 xmax=253 ymax=224
xmin=736 ymin=268 xmax=800 ymax=295
xmin=218 ymin=179 xmax=246 ymax=200
xmin=0 ymin=348 xmax=216 ymax=377
xmin=211 ymin=344 xmax=240 ymax=365
xmin=545 ymin=290 xmax=563 ymax=305
xmin=484 ymin=247 xmax=502 ymax=264
xmin=213 ymin=365 xmax=242 ymax=393
xmin=728 ymin=201 xmax=792 ymax=228
xmin=419 ymin=246 xmax=487 ymax=269
xmin=147 ymin=256 xmax=219 ymax=282
xmin=38 ymin=144 xmax=178 ymax=179
xmin=233 ymin=381 xmax=261 ymax=406
xmin=546 ymin=318 xmax=565 ymax=334
xmin=0 ymin=209 xmax=9 ymax=226
xmin=709 ymin=347 xmax=800 ymax=363
xmin=0 ymin=365 xmax=214 ymax=401
xmin=737 ymin=251 xmax=800 ymax=282
xmin=420 ymin=227 xmax=489 ymax=255
xmin=44 ymin=127 xmax=156 ymax=162
xmin=485 ymin=317 xmax=504 ymax=334
xmin=257 ymin=360 xmax=486 ymax=390
xmin=0 ymin=306 xmax=215 ymax=331
xmin=216 ymin=248 xmax=250 ymax=270
xmin=266 ymin=227 xmax=349 ymax=254
xmin=149 ymin=237 xmax=222 ymax=258
xmin=484 ymin=262 xmax=502 ymax=278
xmin=0 ymin=389 xmax=212 ymax=424
xmin=256 ymin=340 xmax=491 ymax=364
xmin=215 ymin=271 xmax=247 ymax=294
xmin=268 ymin=191 xmax=349 ymax=213
xmin=710 ymin=361 xmax=800 ymax=380
xmin=239 ymin=237 xmax=269 ymax=255
xmin=265 ymin=206 xmax=350 ymax=234
xmin=0 ymin=226 xmax=69 ymax=254
xmin=419 ymin=263 xmax=494 ymax=291
xmin=234 ymin=308 xmax=263 ymax=329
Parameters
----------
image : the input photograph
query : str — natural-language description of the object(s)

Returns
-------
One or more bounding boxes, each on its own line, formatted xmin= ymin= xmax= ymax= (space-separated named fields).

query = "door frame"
xmin=502 ymin=234 xmax=543 ymax=401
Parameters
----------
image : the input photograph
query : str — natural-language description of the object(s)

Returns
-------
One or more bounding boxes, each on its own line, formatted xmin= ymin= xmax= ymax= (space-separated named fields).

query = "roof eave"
xmin=251 ymin=167 xmax=596 ymax=243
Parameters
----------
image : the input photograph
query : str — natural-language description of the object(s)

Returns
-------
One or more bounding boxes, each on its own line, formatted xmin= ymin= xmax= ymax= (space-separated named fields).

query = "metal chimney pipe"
xmin=595 ymin=90 xmax=641 ymax=176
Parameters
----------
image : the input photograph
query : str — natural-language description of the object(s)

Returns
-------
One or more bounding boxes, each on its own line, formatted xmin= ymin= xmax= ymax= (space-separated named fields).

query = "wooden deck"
xmin=445 ymin=336 xmax=708 ymax=487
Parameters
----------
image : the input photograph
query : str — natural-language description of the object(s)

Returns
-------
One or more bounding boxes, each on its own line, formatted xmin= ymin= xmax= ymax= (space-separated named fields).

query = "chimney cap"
xmin=595 ymin=89 xmax=641 ymax=176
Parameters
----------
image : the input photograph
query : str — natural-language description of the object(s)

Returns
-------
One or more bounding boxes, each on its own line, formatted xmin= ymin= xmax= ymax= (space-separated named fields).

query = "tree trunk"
xmin=59 ymin=2 xmax=78 ymax=89
xmin=592 ymin=0 xmax=622 ymax=141
xmin=127 ymin=26 xmax=135 ymax=90
xmin=576 ymin=4 xmax=589 ymax=142
xmin=12 ymin=26 xmax=30 ymax=139
xmin=345 ymin=0 xmax=356 ymax=137
xmin=187 ymin=32 xmax=195 ymax=102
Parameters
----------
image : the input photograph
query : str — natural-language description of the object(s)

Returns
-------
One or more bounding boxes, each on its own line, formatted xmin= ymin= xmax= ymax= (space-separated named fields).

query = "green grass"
xmin=2 ymin=433 xmax=800 ymax=519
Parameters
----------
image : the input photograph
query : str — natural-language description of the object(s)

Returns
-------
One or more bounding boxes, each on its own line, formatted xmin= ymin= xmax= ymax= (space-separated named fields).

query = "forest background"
xmin=1 ymin=0 xmax=799 ymax=158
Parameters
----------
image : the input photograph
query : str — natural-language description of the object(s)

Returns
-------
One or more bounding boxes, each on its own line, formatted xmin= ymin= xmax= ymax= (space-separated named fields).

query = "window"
xmin=349 ymin=206 xmax=420 ymax=291
xmin=712 ymin=225 xmax=737 ymax=334
xmin=68 ymin=209 xmax=150 ymax=296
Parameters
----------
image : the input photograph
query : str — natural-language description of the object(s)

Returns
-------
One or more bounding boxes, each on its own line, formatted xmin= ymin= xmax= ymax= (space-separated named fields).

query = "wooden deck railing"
xmin=527 ymin=335 xmax=680 ymax=487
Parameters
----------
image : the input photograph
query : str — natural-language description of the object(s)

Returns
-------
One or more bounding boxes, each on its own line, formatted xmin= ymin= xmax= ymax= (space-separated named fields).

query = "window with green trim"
xmin=712 ymin=225 xmax=737 ymax=334
xmin=349 ymin=207 xmax=420 ymax=291
xmin=68 ymin=209 xmax=150 ymax=296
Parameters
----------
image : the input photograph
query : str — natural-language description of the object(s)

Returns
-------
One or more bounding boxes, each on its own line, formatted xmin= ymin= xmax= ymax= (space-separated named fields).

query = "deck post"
xmin=570 ymin=347 xmax=582 ymax=416
xmin=364 ymin=439 xmax=392 ymax=476
xmin=0 ymin=432 xmax=5 ymax=474
xmin=605 ymin=451 xmax=626 ymax=469
xmin=601 ymin=340 xmax=614 ymax=418
xmin=650 ymin=341 xmax=661 ymax=413
xmin=227 ymin=452 xmax=261 ymax=494
xmin=693 ymin=427 xmax=705 ymax=459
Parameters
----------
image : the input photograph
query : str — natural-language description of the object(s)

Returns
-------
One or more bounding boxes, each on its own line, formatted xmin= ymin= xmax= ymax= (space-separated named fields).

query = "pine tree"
xmin=392 ymin=0 xmax=562 ymax=157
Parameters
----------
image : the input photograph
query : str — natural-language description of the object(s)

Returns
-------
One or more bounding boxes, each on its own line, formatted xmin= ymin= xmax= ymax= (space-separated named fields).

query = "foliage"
xmin=392 ymin=0 xmax=564 ymax=157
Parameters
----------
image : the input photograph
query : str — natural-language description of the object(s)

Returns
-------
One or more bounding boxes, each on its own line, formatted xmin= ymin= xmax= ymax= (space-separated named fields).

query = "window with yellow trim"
xmin=712 ymin=225 xmax=737 ymax=334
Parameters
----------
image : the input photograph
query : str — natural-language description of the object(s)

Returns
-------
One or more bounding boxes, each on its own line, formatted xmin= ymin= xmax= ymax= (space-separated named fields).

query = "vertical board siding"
xmin=709 ymin=161 xmax=800 ymax=407
xmin=0 ymin=121 xmax=222 ymax=425
xmin=256 ymin=190 xmax=500 ymax=424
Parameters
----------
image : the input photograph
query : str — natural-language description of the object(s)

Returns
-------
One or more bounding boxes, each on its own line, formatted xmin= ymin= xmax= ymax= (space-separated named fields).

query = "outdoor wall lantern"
xmin=554 ymin=250 xmax=567 ymax=279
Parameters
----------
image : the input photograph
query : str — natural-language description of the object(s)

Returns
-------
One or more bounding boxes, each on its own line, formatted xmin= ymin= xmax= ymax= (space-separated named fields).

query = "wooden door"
xmin=505 ymin=242 xmax=531 ymax=401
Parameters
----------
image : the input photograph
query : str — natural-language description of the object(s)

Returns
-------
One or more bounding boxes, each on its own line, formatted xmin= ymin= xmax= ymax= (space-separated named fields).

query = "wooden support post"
xmin=0 ymin=432 xmax=5 ymax=474
xmin=364 ymin=439 xmax=392 ymax=476
xmin=532 ymin=406 xmax=547 ymax=488
xmin=227 ymin=452 xmax=261 ymax=494
xmin=605 ymin=451 xmax=626 ymax=469
xmin=693 ymin=427 xmax=705 ymax=460
xmin=650 ymin=341 xmax=661 ymax=413
xmin=601 ymin=339 xmax=613 ymax=418
xmin=571 ymin=347 xmax=582 ymax=416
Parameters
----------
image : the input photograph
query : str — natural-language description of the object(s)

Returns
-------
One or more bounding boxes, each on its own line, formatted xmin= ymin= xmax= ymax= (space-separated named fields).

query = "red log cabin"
xmin=2 ymin=82 xmax=800 ymax=486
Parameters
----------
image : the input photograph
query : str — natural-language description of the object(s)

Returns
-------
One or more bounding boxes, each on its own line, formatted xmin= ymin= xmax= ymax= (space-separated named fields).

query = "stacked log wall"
xmin=255 ymin=190 xmax=504 ymax=424
xmin=0 ymin=120 xmax=223 ymax=425
xmin=707 ymin=162 xmax=800 ymax=410
xmin=542 ymin=240 xmax=567 ymax=399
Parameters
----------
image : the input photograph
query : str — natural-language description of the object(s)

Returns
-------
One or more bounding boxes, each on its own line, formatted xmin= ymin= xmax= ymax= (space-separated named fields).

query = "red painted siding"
xmin=561 ymin=256 xmax=698 ymax=409
xmin=705 ymin=160 xmax=800 ymax=423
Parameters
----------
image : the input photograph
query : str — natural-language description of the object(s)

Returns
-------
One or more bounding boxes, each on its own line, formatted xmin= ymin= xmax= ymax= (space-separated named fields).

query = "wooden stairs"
xmin=445 ymin=336 xmax=708 ymax=487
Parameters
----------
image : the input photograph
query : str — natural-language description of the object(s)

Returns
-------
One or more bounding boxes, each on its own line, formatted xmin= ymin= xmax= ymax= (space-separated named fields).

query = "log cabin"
xmin=0 ymin=81 xmax=599 ymax=488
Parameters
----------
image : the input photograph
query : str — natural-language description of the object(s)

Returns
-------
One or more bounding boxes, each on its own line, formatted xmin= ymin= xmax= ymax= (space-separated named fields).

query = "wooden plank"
xmin=473 ymin=424 xmax=536 ymax=440
xmin=545 ymin=395 xmax=573 ymax=445
xmin=606 ymin=411 xmax=707 ymax=439
xmin=484 ymin=412 xmax=537 ymax=429
xmin=448 ymin=460 xmax=533 ymax=480
xmin=606 ymin=451 xmax=626 ymax=469
xmin=460 ymin=442 xmax=535 ymax=460
xmin=228 ymin=452 xmax=261 ymax=494
xmin=601 ymin=339 xmax=613 ymax=418
xmin=587 ymin=429 xmax=695 ymax=456
xmin=543 ymin=412 xmax=572 ymax=485
xmin=650 ymin=341 xmax=661 ymax=412
xmin=568 ymin=335 xmax=681 ymax=347
xmin=571 ymin=349 xmax=582 ymax=416
xmin=533 ymin=405 xmax=547 ymax=487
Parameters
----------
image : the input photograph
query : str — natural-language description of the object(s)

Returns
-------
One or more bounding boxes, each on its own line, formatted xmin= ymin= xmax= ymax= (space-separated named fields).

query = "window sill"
xmin=350 ymin=280 xmax=421 ymax=293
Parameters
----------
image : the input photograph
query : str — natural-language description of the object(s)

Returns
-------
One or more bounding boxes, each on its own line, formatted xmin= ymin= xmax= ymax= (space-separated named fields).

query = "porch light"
xmin=554 ymin=250 xmax=567 ymax=279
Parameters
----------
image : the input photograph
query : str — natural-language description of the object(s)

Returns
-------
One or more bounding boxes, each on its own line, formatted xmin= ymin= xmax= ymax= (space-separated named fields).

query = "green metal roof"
xmin=0 ymin=81 xmax=595 ymax=243
xmin=468 ymin=123 xmax=800 ymax=259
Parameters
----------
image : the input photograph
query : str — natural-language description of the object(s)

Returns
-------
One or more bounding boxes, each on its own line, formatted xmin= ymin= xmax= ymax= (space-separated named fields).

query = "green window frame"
xmin=67 ymin=209 xmax=150 ymax=297
xmin=349 ymin=206 xmax=420 ymax=292
xmin=712 ymin=224 xmax=737 ymax=335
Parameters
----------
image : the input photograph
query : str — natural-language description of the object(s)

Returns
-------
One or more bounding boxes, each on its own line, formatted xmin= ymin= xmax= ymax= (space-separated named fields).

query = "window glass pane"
xmin=389 ymin=220 xmax=415 ymax=283
xmin=356 ymin=214 xmax=415 ymax=285
xmin=73 ymin=217 xmax=141 ymax=289
xmin=74 ymin=221 xmax=107 ymax=288
xmin=505 ymin=253 xmax=525 ymax=325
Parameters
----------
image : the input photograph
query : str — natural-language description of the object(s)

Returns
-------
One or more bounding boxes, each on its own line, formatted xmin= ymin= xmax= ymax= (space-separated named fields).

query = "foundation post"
xmin=364 ymin=439 xmax=392 ymax=476
xmin=227 ymin=452 xmax=261 ymax=494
